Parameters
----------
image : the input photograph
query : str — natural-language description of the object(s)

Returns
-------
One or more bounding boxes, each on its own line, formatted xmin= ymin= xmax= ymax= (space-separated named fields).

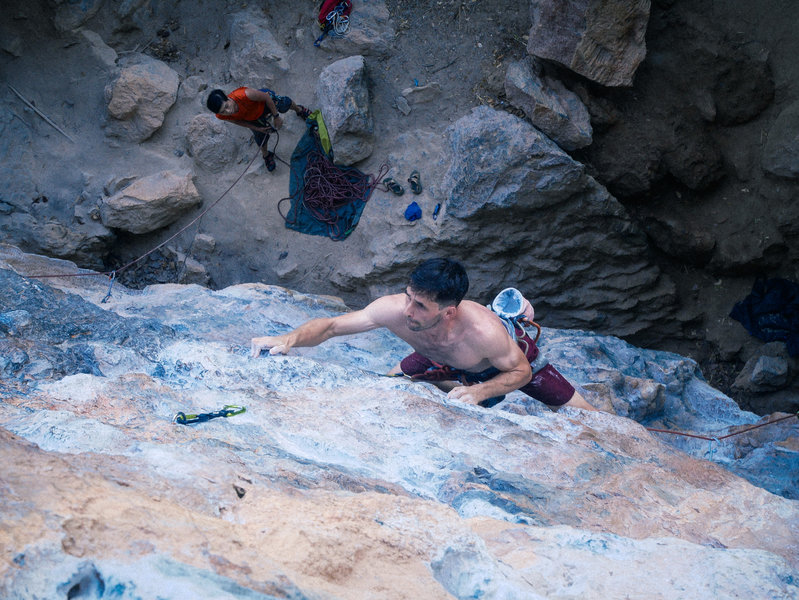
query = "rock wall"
xmin=353 ymin=108 xmax=677 ymax=338
xmin=1 ymin=245 xmax=798 ymax=598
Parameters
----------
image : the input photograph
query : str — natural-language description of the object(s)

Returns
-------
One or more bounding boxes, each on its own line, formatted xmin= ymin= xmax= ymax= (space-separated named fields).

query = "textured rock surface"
xmin=504 ymin=57 xmax=593 ymax=151
xmin=582 ymin=5 xmax=771 ymax=198
xmin=186 ymin=113 xmax=238 ymax=173
xmin=316 ymin=55 xmax=374 ymax=165
xmin=100 ymin=170 xmax=201 ymax=234
xmin=315 ymin=0 xmax=395 ymax=57
xmin=763 ymin=99 xmax=799 ymax=179
xmin=734 ymin=342 xmax=795 ymax=392
xmin=227 ymin=11 xmax=289 ymax=87
xmin=526 ymin=0 xmax=651 ymax=87
xmin=1 ymin=245 xmax=797 ymax=598
xmin=52 ymin=0 xmax=105 ymax=32
xmin=104 ymin=54 xmax=180 ymax=143
xmin=354 ymin=107 xmax=677 ymax=338
xmin=2 ymin=0 xmax=799 ymax=497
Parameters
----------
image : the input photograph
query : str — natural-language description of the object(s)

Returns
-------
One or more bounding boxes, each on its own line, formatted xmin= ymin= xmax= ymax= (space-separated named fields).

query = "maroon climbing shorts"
xmin=400 ymin=349 xmax=575 ymax=407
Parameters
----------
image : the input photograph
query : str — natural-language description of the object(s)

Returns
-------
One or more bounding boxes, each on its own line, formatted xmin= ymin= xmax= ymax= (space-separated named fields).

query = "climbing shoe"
xmin=408 ymin=170 xmax=422 ymax=194
xmin=296 ymin=105 xmax=312 ymax=120
xmin=264 ymin=152 xmax=276 ymax=172
xmin=383 ymin=177 xmax=405 ymax=195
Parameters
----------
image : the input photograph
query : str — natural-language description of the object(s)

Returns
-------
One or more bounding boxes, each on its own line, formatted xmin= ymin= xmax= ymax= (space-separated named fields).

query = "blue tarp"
xmin=281 ymin=114 xmax=373 ymax=241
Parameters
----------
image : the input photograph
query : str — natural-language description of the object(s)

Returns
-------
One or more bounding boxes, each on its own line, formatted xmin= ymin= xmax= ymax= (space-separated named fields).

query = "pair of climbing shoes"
xmin=383 ymin=170 xmax=423 ymax=195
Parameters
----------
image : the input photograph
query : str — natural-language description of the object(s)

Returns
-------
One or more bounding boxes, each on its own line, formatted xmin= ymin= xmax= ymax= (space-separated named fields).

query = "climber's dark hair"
xmin=409 ymin=258 xmax=469 ymax=306
xmin=206 ymin=89 xmax=228 ymax=113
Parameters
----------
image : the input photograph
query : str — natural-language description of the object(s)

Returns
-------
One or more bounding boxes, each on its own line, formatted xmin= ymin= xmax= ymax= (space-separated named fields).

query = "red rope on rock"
xmin=646 ymin=411 xmax=797 ymax=441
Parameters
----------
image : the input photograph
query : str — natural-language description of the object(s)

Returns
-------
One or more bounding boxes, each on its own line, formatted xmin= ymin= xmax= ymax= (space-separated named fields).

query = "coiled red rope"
xmin=279 ymin=148 xmax=388 ymax=240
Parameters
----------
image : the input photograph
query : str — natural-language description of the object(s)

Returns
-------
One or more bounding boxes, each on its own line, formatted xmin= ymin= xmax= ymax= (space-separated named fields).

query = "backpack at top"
xmin=318 ymin=0 xmax=352 ymax=33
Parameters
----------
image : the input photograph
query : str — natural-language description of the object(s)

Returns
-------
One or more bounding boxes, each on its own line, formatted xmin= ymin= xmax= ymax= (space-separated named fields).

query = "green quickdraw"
xmin=173 ymin=405 xmax=246 ymax=425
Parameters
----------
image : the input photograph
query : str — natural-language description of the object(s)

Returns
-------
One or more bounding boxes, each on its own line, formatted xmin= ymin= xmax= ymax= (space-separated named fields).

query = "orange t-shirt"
xmin=215 ymin=87 xmax=266 ymax=122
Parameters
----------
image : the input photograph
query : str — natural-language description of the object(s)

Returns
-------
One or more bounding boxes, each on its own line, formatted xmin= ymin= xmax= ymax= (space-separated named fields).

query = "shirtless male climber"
xmin=251 ymin=258 xmax=596 ymax=411
xmin=206 ymin=87 xmax=312 ymax=172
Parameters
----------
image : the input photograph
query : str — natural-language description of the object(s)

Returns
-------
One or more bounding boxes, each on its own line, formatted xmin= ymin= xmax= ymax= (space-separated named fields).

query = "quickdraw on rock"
xmin=173 ymin=405 xmax=246 ymax=425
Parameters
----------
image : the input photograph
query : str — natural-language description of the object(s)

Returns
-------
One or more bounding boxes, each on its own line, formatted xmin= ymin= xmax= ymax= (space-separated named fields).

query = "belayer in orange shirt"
xmin=206 ymin=87 xmax=312 ymax=172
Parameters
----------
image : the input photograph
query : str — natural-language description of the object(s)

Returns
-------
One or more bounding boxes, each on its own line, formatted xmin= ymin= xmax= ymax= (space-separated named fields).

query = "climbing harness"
xmin=409 ymin=288 xmax=546 ymax=385
xmin=410 ymin=361 xmax=463 ymax=382
xmin=173 ymin=404 xmax=246 ymax=425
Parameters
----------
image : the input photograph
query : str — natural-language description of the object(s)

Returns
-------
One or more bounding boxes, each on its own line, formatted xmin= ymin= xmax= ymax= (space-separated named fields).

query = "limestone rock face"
xmin=526 ymin=0 xmax=651 ymax=87
xmin=1 ymin=245 xmax=797 ymax=598
xmin=227 ymin=12 xmax=289 ymax=87
xmin=100 ymin=170 xmax=201 ymax=234
xmin=316 ymin=55 xmax=374 ymax=165
xmin=104 ymin=55 xmax=180 ymax=143
xmin=505 ymin=57 xmax=593 ymax=151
